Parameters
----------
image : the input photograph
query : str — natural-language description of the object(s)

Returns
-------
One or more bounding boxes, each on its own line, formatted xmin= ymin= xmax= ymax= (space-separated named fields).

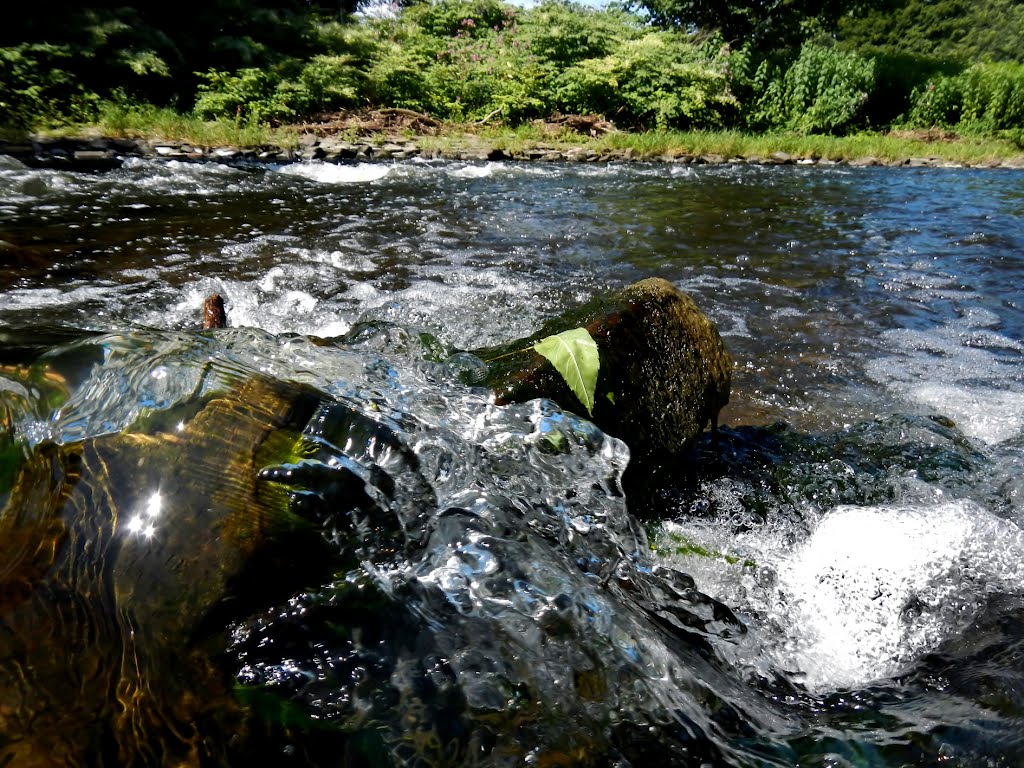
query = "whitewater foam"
xmin=657 ymin=499 xmax=1024 ymax=693
xmin=275 ymin=161 xmax=391 ymax=184
xmin=448 ymin=162 xmax=501 ymax=179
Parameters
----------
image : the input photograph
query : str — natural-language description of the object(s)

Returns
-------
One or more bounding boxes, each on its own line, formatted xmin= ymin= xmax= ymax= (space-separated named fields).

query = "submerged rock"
xmin=0 ymin=328 xmax=763 ymax=767
xmin=477 ymin=277 xmax=732 ymax=480
xmin=0 ymin=374 xmax=338 ymax=766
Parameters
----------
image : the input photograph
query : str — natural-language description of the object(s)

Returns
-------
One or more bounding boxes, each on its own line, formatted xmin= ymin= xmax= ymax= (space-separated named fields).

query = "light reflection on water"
xmin=1 ymin=156 xmax=1024 ymax=765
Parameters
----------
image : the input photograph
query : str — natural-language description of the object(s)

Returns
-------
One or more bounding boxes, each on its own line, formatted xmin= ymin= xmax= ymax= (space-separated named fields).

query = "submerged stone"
xmin=0 ymin=375 xmax=336 ymax=766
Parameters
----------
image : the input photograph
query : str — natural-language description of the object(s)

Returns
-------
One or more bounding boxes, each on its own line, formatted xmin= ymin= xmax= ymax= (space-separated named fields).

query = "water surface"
xmin=1 ymin=155 xmax=1023 ymax=766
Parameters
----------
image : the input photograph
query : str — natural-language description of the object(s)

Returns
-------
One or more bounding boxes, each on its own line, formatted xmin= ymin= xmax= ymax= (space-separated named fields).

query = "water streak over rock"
xmin=0 ymin=328 xmax=767 ymax=767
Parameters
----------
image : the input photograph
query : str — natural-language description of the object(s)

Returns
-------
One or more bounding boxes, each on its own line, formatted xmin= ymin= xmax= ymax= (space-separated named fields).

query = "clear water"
xmin=2 ymin=155 xmax=1024 ymax=766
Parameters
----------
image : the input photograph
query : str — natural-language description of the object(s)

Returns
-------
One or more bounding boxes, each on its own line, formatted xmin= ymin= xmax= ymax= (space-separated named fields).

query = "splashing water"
xmin=2 ymin=156 xmax=1024 ymax=765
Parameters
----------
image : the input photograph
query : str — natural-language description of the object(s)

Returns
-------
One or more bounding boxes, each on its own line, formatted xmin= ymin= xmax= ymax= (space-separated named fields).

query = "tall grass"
xmin=81 ymin=101 xmax=299 ymax=148
xmin=591 ymin=129 xmax=1019 ymax=163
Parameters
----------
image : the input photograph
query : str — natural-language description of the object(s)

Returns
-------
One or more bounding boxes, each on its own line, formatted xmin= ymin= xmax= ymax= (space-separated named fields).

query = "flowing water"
xmin=1 ymin=155 xmax=1023 ymax=766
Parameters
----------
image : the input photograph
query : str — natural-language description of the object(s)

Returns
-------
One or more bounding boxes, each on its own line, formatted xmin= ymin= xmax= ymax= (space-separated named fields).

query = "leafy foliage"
xmin=751 ymin=43 xmax=876 ymax=134
xmin=907 ymin=62 xmax=1024 ymax=134
xmin=533 ymin=328 xmax=600 ymax=417
xmin=1 ymin=0 xmax=1022 ymax=139
xmin=556 ymin=33 xmax=740 ymax=129
xmin=0 ymin=44 xmax=100 ymax=128
xmin=838 ymin=0 xmax=1024 ymax=64
xmin=635 ymin=0 xmax=882 ymax=50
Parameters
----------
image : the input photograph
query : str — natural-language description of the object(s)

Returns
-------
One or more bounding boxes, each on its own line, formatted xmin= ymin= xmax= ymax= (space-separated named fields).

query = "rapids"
xmin=1 ymin=154 xmax=1023 ymax=766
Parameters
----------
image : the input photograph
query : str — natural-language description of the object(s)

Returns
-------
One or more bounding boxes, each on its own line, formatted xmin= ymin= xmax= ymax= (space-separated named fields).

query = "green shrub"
xmin=908 ymin=62 xmax=1024 ymax=133
xmin=0 ymin=43 xmax=100 ymax=128
xmin=865 ymin=52 xmax=961 ymax=127
xmin=403 ymin=0 xmax=516 ymax=39
xmin=194 ymin=68 xmax=282 ymax=122
xmin=556 ymin=32 xmax=738 ymax=129
xmin=193 ymin=57 xmax=366 ymax=123
xmin=292 ymin=54 xmax=366 ymax=112
xmin=366 ymin=44 xmax=432 ymax=112
xmin=416 ymin=13 xmax=551 ymax=121
xmin=517 ymin=1 xmax=639 ymax=67
xmin=752 ymin=43 xmax=875 ymax=134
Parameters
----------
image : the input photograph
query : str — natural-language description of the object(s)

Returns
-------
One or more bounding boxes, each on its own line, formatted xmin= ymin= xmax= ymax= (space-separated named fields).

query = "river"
xmin=1 ymin=154 xmax=1023 ymax=766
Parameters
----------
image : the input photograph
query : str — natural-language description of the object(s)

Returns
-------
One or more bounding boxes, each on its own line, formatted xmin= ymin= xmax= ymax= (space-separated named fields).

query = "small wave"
xmin=275 ymin=160 xmax=391 ymax=184
xmin=870 ymin=319 xmax=1024 ymax=444
xmin=907 ymin=383 xmax=1024 ymax=444
xmin=447 ymin=162 xmax=501 ymax=179
xmin=657 ymin=497 xmax=1024 ymax=693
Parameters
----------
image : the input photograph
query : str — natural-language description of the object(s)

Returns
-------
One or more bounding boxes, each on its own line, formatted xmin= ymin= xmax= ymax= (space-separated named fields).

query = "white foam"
xmin=657 ymin=498 xmax=1024 ymax=693
xmin=908 ymin=384 xmax=1024 ymax=444
xmin=2 ymin=284 xmax=118 ymax=310
xmin=776 ymin=501 xmax=1024 ymax=691
xmin=448 ymin=162 xmax=500 ymax=179
xmin=275 ymin=161 xmax=391 ymax=184
xmin=869 ymin=317 xmax=1024 ymax=445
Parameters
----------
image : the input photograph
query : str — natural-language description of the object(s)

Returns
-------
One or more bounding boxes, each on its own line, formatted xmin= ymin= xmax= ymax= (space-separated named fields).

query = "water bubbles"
xmin=661 ymin=497 xmax=1024 ymax=694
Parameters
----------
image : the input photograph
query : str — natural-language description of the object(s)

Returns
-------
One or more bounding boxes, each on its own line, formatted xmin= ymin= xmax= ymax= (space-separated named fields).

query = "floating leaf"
xmin=533 ymin=328 xmax=599 ymax=416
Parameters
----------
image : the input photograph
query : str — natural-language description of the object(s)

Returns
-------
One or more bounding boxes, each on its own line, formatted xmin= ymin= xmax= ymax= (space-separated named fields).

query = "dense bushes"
xmin=194 ymin=56 xmax=366 ymax=123
xmin=556 ymin=33 xmax=739 ymax=129
xmin=0 ymin=44 xmax=99 ymax=128
xmin=907 ymin=62 xmax=1024 ymax=134
xmin=750 ymin=44 xmax=875 ymax=134
xmin=838 ymin=0 xmax=1024 ymax=65
xmin=2 ymin=0 xmax=1023 ymax=139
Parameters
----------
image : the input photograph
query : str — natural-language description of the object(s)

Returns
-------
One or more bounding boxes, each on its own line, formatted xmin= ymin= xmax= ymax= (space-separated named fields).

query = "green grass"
xmin=590 ymin=129 xmax=1022 ymax=164
xmin=43 ymin=102 xmax=299 ymax=149
xmin=414 ymin=124 xmax=1024 ymax=164
xmin=25 ymin=104 xmax=1024 ymax=165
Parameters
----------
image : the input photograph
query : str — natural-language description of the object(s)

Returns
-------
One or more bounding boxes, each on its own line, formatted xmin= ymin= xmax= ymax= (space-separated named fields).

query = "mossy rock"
xmin=0 ymin=375 xmax=337 ymax=766
xmin=477 ymin=278 xmax=732 ymax=477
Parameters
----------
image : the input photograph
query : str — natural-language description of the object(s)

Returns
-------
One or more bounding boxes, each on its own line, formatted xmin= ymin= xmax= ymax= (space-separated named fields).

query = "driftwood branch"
xmin=377 ymin=108 xmax=442 ymax=127
xmin=473 ymin=108 xmax=504 ymax=126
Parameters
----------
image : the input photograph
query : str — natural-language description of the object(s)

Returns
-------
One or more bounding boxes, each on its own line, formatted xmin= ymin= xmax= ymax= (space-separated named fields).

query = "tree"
xmin=838 ymin=0 xmax=1024 ymax=63
xmin=635 ymin=0 xmax=878 ymax=50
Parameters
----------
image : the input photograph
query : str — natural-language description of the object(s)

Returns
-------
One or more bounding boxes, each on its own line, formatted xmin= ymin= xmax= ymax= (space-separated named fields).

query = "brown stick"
xmin=377 ymin=108 xmax=442 ymax=127
xmin=203 ymin=294 xmax=227 ymax=329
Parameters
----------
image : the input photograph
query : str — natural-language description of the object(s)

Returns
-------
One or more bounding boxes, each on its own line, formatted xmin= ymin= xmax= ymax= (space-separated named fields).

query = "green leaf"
xmin=533 ymin=327 xmax=599 ymax=417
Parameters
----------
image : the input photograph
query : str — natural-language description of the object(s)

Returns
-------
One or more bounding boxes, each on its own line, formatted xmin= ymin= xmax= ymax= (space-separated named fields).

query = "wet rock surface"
xmin=478 ymin=278 xmax=733 ymax=492
xmin=0 ymin=372 xmax=336 ymax=765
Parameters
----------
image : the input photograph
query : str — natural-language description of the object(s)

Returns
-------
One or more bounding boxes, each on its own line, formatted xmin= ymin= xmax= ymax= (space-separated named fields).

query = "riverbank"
xmin=3 ymin=113 xmax=1024 ymax=170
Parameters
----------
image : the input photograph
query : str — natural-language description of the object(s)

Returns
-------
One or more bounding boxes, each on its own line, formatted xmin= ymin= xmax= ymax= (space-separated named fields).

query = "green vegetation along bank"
xmin=8 ymin=118 xmax=1024 ymax=170
xmin=3 ymin=0 xmax=1023 ymax=161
